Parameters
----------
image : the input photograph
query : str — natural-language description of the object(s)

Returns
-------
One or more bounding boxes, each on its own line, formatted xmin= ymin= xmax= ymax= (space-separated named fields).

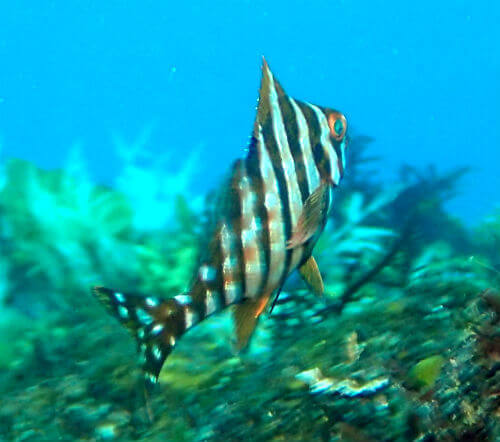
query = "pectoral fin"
xmin=287 ymin=183 xmax=329 ymax=249
xmin=298 ymin=256 xmax=324 ymax=297
xmin=233 ymin=294 xmax=271 ymax=351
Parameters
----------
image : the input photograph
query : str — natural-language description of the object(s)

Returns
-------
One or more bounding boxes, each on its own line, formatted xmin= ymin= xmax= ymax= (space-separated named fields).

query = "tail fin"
xmin=92 ymin=286 xmax=196 ymax=387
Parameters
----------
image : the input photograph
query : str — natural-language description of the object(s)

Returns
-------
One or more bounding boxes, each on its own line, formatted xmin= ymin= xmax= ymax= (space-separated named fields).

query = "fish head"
xmin=319 ymin=107 xmax=348 ymax=182
xmin=257 ymin=57 xmax=349 ymax=184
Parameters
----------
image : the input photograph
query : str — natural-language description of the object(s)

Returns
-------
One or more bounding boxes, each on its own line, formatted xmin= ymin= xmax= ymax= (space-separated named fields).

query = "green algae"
xmin=408 ymin=355 xmax=446 ymax=390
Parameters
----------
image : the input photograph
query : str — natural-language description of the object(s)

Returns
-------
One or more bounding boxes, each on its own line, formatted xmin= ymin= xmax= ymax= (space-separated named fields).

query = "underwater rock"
xmin=296 ymin=367 xmax=390 ymax=397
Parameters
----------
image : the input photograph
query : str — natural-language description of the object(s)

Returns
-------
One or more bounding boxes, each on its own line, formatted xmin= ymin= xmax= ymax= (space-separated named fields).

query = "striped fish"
xmin=93 ymin=59 xmax=348 ymax=387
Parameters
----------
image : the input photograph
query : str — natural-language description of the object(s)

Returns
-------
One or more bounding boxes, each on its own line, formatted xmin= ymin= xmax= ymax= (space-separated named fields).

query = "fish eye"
xmin=334 ymin=119 xmax=343 ymax=136
xmin=328 ymin=113 xmax=347 ymax=141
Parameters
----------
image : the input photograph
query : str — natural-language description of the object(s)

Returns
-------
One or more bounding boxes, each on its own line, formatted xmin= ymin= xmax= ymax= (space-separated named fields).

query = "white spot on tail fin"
xmin=152 ymin=345 xmax=162 ymax=360
xmin=146 ymin=373 xmax=157 ymax=384
xmin=136 ymin=308 xmax=153 ymax=325
xmin=174 ymin=294 xmax=192 ymax=305
xmin=169 ymin=336 xmax=176 ymax=346
xmin=118 ymin=305 xmax=129 ymax=319
xmin=146 ymin=297 xmax=159 ymax=307
xmin=151 ymin=324 xmax=164 ymax=336
xmin=114 ymin=292 xmax=125 ymax=303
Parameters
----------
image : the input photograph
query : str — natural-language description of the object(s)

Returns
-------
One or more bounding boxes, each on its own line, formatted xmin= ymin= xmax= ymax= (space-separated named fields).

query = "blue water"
xmin=0 ymin=1 xmax=498 ymax=223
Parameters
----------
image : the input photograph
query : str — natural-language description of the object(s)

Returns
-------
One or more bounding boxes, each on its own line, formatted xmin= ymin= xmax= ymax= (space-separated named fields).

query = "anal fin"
xmin=233 ymin=294 xmax=271 ymax=351
xmin=298 ymin=256 xmax=324 ymax=297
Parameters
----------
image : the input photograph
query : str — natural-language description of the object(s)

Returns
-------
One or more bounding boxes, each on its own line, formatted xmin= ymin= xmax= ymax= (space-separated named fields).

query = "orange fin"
xmin=298 ymin=256 xmax=324 ymax=297
xmin=287 ymin=183 xmax=329 ymax=249
xmin=233 ymin=294 xmax=271 ymax=351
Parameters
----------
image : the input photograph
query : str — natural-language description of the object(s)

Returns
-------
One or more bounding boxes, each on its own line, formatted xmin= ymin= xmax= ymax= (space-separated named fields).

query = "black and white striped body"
xmin=93 ymin=60 xmax=348 ymax=386
xmin=183 ymin=63 xmax=347 ymax=325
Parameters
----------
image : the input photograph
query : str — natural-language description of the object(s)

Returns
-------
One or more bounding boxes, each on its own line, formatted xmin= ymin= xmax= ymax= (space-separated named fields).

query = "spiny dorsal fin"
xmin=233 ymin=293 xmax=271 ymax=351
xmin=287 ymin=182 xmax=330 ymax=249
xmin=254 ymin=58 xmax=287 ymax=137
xmin=93 ymin=286 xmax=189 ymax=388
xmin=298 ymin=256 xmax=324 ymax=297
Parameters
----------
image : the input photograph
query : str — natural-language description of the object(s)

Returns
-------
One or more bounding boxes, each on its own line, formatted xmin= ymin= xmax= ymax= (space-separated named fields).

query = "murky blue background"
xmin=0 ymin=0 xmax=498 ymax=223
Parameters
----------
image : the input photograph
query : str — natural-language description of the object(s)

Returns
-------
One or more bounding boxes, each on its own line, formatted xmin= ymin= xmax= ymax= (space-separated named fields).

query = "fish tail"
xmin=92 ymin=286 xmax=198 ymax=388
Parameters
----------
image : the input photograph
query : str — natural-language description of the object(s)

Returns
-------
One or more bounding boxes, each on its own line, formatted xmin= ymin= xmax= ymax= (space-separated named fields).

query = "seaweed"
xmin=0 ymin=154 xmax=137 ymax=315
xmin=0 ymin=132 xmax=206 ymax=318
xmin=0 ymin=131 xmax=499 ymax=441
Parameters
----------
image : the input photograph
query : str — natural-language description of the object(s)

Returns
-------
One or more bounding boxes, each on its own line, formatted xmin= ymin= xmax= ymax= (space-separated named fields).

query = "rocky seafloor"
xmin=1 ymin=282 xmax=499 ymax=441
xmin=0 ymin=146 xmax=499 ymax=441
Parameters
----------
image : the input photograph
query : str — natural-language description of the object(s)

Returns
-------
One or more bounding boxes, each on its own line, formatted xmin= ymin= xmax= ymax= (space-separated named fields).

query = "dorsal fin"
xmin=253 ymin=58 xmax=287 ymax=137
